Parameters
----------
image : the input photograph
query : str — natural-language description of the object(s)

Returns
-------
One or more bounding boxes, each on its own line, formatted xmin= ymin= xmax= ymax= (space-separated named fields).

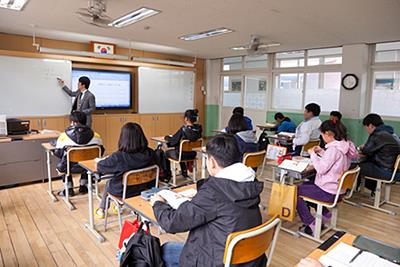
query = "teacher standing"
xmin=58 ymin=76 xmax=96 ymax=127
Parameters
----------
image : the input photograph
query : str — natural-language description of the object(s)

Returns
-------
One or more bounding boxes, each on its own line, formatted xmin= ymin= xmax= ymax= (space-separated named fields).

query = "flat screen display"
xmin=72 ymin=69 xmax=132 ymax=109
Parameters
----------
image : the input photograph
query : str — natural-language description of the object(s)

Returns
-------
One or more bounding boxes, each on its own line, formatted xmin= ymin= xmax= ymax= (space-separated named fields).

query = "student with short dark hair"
xmin=164 ymin=109 xmax=202 ymax=178
xmin=54 ymin=111 xmax=103 ymax=197
xmin=292 ymin=103 xmax=322 ymax=155
xmin=94 ymin=123 xmax=156 ymax=218
xmin=274 ymin=112 xmax=296 ymax=133
xmin=359 ymin=113 xmax=400 ymax=193
xmin=297 ymin=120 xmax=357 ymax=235
xmin=233 ymin=106 xmax=253 ymax=130
xmin=227 ymin=114 xmax=258 ymax=160
xmin=151 ymin=134 xmax=266 ymax=267
xmin=329 ymin=111 xmax=342 ymax=121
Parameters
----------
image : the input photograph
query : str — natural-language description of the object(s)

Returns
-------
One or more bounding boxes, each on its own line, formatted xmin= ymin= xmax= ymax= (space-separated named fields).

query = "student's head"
xmin=304 ymin=103 xmax=321 ymax=120
xmin=118 ymin=122 xmax=148 ymax=153
xmin=274 ymin=112 xmax=285 ymax=123
xmin=184 ymin=109 xmax=199 ymax=125
xmin=78 ymin=76 xmax=90 ymax=91
xmin=69 ymin=111 xmax=87 ymax=126
xmin=232 ymin=107 xmax=244 ymax=116
xmin=319 ymin=119 xmax=347 ymax=143
xmin=205 ymin=134 xmax=240 ymax=176
xmin=362 ymin=113 xmax=383 ymax=134
xmin=330 ymin=111 xmax=342 ymax=122
xmin=227 ymin=114 xmax=248 ymax=134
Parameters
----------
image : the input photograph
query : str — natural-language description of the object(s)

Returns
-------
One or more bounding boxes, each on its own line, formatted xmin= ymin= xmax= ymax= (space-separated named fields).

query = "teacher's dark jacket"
xmin=153 ymin=163 xmax=267 ymax=267
xmin=62 ymin=85 xmax=96 ymax=127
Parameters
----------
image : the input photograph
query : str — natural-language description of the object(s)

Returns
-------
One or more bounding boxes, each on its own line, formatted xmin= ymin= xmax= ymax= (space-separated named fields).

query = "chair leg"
xmin=118 ymin=205 xmax=123 ymax=231
xmin=63 ymin=176 xmax=75 ymax=211
xmin=361 ymin=181 xmax=397 ymax=215
xmin=192 ymin=160 xmax=197 ymax=183
xmin=384 ymin=184 xmax=400 ymax=207
xmin=330 ymin=207 xmax=338 ymax=229
xmin=95 ymin=178 xmax=101 ymax=201
xmin=171 ymin=162 xmax=177 ymax=186
xmin=314 ymin=204 xmax=323 ymax=241
xmin=104 ymin=195 xmax=110 ymax=231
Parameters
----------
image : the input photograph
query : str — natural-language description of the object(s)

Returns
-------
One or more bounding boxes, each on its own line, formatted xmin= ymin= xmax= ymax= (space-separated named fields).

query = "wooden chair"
xmin=300 ymin=139 xmax=321 ymax=157
xmin=223 ymin=216 xmax=281 ymax=267
xmin=58 ymin=145 xmax=102 ymax=210
xmin=243 ymin=150 xmax=267 ymax=177
xmin=361 ymin=155 xmax=400 ymax=215
xmin=299 ymin=166 xmax=360 ymax=242
xmin=168 ymin=139 xmax=203 ymax=186
xmin=104 ymin=165 xmax=159 ymax=231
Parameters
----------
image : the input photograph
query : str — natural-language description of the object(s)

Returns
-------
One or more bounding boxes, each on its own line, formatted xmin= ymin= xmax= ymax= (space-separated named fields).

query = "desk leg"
xmin=201 ymin=153 xmax=206 ymax=179
xmin=84 ymin=171 xmax=105 ymax=243
xmin=46 ymin=150 xmax=58 ymax=202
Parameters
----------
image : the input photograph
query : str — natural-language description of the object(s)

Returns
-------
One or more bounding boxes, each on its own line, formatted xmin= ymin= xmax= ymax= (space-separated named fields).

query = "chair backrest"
xmin=178 ymin=139 xmax=203 ymax=161
xmin=243 ymin=150 xmax=267 ymax=169
xmin=66 ymin=145 xmax=101 ymax=175
xmin=389 ymin=154 xmax=400 ymax=183
xmin=301 ymin=139 xmax=321 ymax=155
xmin=332 ymin=166 xmax=360 ymax=206
xmin=223 ymin=216 xmax=281 ymax=267
xmin=122 ymin=165 xmax=159 ymax=200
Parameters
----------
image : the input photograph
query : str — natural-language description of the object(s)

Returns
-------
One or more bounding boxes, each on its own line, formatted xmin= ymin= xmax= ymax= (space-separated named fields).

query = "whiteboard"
xmin=0 ymin=55 xmax=72 ymax=117
xmin=138 ymin=67 xmax=194 ymax=113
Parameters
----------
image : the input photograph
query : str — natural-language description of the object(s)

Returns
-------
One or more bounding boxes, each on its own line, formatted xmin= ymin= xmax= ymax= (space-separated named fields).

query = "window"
xmin=272 ymin=73 xmax=304 ymax=110
xmin=275 ymin=51 xmax=305 ymax=68
xmin=244 ymin=54 xmax=268 ymax=69
xmin=244 ymin=76 xmax=267 ymax=110
xmin=307 ymin=47 xmax=342 ymax=66
xmin=375 ymin=42 xmax=400 ymax=63
xmin=222 ymin=76 xmax=242 ymax=107
xmin=223 ymin=57 xmax=242 ymax=71
xmin=371 ymin=71 xmax=400 ymax=117
xmin=304 ymin=72 xmax=341 ymax=111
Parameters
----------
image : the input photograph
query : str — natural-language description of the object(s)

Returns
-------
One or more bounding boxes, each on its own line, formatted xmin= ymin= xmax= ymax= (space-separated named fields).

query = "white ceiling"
xmin=1 ymin=0 xmax=400 ymax=59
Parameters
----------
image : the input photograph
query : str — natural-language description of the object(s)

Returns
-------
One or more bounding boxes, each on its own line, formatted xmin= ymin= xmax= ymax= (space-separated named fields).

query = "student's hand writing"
xmin=313 ymin=146 xmax=323 ymax=154
xmin=307 ymin=148 xmax=315 ymax=155
xmin=150 ymin=194 xmax=166 ymax=206
xmin=298 ymin=258 xmax=323 ymax=267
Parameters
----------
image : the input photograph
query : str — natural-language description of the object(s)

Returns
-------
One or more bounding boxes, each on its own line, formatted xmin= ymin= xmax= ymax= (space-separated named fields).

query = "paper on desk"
xmin=157 ymin=189 xmax=197 ymax=209
xmin=278 ymin=160 xmax=308 ymax=173
xmin=277 ymin=132 xmax=295 ymax=138
xmin=319 ymin=242 xmax=398 ymax=267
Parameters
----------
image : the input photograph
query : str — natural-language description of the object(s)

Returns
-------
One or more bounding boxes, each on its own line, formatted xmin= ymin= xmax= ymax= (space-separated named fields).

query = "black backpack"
xmin=258 ymin=131 xmax=270 ymax=151
xmin=120 ymin=222 xmax=165 ymax=267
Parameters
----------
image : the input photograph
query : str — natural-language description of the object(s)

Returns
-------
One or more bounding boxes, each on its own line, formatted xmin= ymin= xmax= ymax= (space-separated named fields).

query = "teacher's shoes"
xmin=58 ymin=188 xmax=75 ymax=197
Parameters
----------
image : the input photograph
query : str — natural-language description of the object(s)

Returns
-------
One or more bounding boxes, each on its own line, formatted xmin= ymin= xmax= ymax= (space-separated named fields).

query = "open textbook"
xmin=319 ymin=242 xmax=398 ymax=267
xmin=157 ymin=188 xmax=197 ymax=209
xmin=278 ymin=159 xmax=309 ymax=173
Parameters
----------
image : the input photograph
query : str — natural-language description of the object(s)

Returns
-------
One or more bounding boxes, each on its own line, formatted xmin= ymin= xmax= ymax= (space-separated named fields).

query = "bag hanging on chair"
xmin=268 ymin=182 xmax=297 ymax=222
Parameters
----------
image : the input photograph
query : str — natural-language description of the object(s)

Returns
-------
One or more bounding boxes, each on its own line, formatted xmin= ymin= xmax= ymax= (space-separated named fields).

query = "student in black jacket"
xmin=359 ymin=114 xmax=400 ymax=193
xmin=151 ymin=134 xmax=266 ymax=267
xmin=227 ymin=114 xmax=258 ymax=161
xmin=94 ymin=123 xmax=156 ymax=219
xmin=164 ymin=109 xmax=202 ymax=178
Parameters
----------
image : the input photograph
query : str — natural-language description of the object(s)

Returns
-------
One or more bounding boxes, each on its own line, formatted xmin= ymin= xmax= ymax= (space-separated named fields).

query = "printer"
xmin=6 ymin=118 xmax=30 ymax=135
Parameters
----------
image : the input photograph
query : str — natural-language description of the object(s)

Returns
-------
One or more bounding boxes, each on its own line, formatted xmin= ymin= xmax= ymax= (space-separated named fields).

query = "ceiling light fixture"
xmin=132 ymin=57 xmax=195 ymax=67
xmin=179 ymin=27 xmax=234 ymax=41
xmin=230 ymin=42 xmax=281 ymax=51
xmin=0 ymin=0 xmax=29 ymax=11
xmin=109 ymin=7 xmax=160 ymax=28
xmin=230 ymin=46 xmax=247 ymax=51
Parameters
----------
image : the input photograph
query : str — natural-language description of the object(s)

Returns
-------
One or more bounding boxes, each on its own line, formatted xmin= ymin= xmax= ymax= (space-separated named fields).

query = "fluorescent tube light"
xmin=132 ymin=57 xmax=194 ymax=67
xmin=230 ymin=46 xmax=247 ymax=51
xmin=109 ymin=7 xmax=160 ymax=28
xmin=39 ymin=47 xmax=129 ymax=60
xmin=0 ymin=0 xmax=29 ymax=10
xmin=179 ymin=27 xmax=234 ymax=41
xmin=230 ymin=42 xmax=281 ymax=51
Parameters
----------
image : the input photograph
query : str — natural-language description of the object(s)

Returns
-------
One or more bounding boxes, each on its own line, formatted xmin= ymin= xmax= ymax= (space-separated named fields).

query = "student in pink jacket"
xmin=297 ymin=119 xmax=358 ymax=235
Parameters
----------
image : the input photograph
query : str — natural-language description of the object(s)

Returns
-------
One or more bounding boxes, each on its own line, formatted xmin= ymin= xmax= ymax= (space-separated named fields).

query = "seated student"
xmin=297 ymin=120 xmax=357 ymax=235
xmin=274 ymin=112 xmax=296 ymax=133
xmin=164 ymin=109 xmax=202 ymax=178
xmin=330 ymin=111 xmax=342 ymax=122
xmin=150 ymin=134 xmax=266 ymax=267
xmin=54 ymin=111 xmax=103 ymax=197
xmin=358 ymin=113 xmax=400 ymax=193
xmin=94 ymin=123 xmax=155 ymax=218
xmin=233 ymin=106 xmax=253 ymax=130
xmin=292 ymin=103 xmax=322 ymax=156
xmin=227 ymin=114 xmax=258 ymax=160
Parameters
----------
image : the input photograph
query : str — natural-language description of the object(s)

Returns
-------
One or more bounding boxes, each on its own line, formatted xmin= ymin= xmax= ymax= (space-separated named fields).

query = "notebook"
xmin=157 ymin=188 xmax=197 ymax=209
xmin=278 ymin=159 xmax=309 ymax=173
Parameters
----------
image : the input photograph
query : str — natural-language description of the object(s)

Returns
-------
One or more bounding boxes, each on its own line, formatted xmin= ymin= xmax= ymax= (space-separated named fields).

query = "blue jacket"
xmin=277 ymin=117 xmax=296 ymax=133
xmin=244 ymin=116 xmax=253 ymax=130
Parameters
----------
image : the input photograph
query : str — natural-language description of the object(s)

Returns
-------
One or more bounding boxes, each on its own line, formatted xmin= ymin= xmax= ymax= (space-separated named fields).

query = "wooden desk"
xmin=78 ymin=159 xmax=104 ymax=243
xmin=124 ymin=184 xmax=196 ymax=227
xmin=267 ymin=156 xmax=315 ymax=184
xmin=256 ymin=123 xmax=277 ymax=131
xmin=41 ymin=142 xmax=58 ymax=202
xmin=151 ymin=136 xmax=167 ymax=144
xmin=297 ymin=233 xmax=356 ymax=266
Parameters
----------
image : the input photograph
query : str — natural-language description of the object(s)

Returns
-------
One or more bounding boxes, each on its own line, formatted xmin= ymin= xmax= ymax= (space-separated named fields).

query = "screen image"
xmin=72 ymin=69 xmax=132 ymax=109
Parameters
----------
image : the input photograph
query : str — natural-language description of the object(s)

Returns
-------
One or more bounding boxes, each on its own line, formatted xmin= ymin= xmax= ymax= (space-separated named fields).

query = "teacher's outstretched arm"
xmin=57 ymin=78 xmax=78 ymax=97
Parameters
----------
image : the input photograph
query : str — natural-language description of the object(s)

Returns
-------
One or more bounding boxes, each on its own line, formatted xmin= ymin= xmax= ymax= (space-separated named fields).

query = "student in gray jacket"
xmin=58 ymin=76 xmax=96 ymax=127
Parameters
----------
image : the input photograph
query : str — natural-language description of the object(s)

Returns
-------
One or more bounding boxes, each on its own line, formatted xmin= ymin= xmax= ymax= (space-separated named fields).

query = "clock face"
xmin=342 ymin=74 xmax=358 ymax=90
